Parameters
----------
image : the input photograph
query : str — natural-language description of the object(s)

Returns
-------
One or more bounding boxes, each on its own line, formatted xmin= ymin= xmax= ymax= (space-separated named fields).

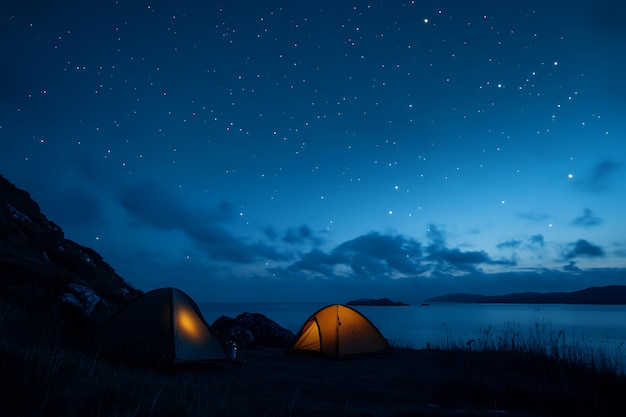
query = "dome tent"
xmin=289 ymin=304 xmax=389 ymax=358
xmin=90 ymin=287 xmax=231 ymax=366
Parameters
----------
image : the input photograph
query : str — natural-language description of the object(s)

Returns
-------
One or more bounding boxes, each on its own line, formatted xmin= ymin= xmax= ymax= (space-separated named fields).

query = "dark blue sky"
xmin=2 ymin=1 xmax=625 ymax=302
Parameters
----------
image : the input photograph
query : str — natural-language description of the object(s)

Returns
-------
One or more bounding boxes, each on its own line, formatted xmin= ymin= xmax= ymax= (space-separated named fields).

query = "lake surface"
xmin=199 ymin=302 xmax=626 ymax=369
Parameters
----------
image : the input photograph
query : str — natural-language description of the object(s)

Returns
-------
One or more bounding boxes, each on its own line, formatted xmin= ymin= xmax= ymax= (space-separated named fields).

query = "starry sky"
xmin=2 ymin=0 xmax=626 ymax=303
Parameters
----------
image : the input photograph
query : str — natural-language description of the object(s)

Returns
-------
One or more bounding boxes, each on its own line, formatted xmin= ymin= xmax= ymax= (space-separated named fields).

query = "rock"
xmin=61 ymin=293 xmax=84 ymax=312
xmin=347 ymin=298 xmax=409 ymax=306
xmin=0 ymin=174 xmax=141 ymax=338
xmin=6 ymin=203 xmax=32 ymax=223
xmin=212 ymin=312 xmax=295 ymax=349
xmin=62 ymin=283 xmax=102 ymax=316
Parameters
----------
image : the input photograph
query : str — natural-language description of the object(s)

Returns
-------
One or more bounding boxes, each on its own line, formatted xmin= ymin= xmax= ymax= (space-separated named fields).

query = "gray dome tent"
xmin=90 ymin=287 xmax=231 ymax=366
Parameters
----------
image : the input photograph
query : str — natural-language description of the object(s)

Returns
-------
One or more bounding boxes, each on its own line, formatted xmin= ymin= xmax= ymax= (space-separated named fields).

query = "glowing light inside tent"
xmin=176 ymin=307 xmax=202 ymax=340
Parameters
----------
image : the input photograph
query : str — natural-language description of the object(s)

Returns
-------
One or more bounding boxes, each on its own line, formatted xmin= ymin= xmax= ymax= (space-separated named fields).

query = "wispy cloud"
xmin=571 ymin=208 xmax=602 ymax=227
xmin=497 ymin=239 xmax=522 ymax=249
xmin=283 ymin=225 xmax=324 ymax=246
xmin=496 ymin=235 xmax=545 ymax=254
xmin=119 ymin=182 xmax=289 ymax=264
xmin=519 ymin=211 xmax=550 ymax=222
xmin=46 ymin=187 xmax=104 ymax=229
xmin=575 ymin=160 xmax=621 ymax=192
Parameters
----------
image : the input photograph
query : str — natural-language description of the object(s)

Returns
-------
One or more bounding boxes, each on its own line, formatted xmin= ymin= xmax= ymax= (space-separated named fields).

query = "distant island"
xmin=347 ymin=298 xmax=409 ymax=306
xmin=425 ymin=285 xmax=626 ymax=305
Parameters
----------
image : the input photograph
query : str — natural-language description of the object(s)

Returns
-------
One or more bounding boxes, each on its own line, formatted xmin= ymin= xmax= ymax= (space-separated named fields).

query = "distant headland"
xmin=347 ymin=298 xmax=409 ymax=306
xmin=425 ymin=285 xmax=626 ymax=305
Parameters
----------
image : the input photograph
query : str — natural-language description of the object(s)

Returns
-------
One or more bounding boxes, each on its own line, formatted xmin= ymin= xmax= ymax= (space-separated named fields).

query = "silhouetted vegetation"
xmin=2 ymin=296 xmax=626 ymax=417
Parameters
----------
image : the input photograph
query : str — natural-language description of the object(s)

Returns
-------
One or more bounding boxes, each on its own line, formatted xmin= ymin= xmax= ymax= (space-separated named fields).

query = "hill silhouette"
xmin=0 ymin=174 xmax=140 ymax=334
xmin=425 ymin=285 xmax=626 ymax=304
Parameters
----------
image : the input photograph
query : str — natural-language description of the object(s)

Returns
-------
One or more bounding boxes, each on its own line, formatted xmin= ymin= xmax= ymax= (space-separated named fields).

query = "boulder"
xmin=61 ymin=283 xmax=103 ymax=317
xmin=212 ymin=312 xmax=294 ymax=349
xmin=347 ymin=297 xmax=409 ymax=306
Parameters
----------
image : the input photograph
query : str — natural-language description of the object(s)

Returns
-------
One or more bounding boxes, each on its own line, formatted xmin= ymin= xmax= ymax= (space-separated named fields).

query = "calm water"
xmin=200 ymin=302 xmax=626 ymax=368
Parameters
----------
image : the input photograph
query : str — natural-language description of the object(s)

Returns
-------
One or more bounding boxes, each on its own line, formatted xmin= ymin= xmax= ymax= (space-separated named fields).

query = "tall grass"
xmin=1 ymin=338 xmax=237 ymax=416
xmin=3 ymin=297 xmax=625 ymax=416
xmin=0 ymin=297 xmax=237 ymax=417
xmin=432 ymin=320 xmax=625 ymax=375
xmin=388 ymin=335 xmax=415 ymax=350
xmin=412 ymin=321 xmax=626 ymax=415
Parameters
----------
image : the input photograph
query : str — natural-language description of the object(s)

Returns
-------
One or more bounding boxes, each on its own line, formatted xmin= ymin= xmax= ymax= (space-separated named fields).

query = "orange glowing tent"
xmin=290 ymin=304 xmax=389 ymax=357
xmin=90 ymin=287 xmax=231 ymax=365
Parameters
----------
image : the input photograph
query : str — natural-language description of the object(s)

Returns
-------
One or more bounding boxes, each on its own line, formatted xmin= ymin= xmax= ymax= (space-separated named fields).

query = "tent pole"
xmin=336 ymin=305 xmax=340 ymax=357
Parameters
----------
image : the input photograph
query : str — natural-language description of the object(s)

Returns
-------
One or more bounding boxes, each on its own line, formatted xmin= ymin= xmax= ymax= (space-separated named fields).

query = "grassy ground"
xmin=1 ymin=300 xmax=625 ymax=417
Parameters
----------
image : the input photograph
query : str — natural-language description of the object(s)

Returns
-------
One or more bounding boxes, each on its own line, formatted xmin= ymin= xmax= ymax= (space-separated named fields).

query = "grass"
xmin=0 ymin=297 xmax=245 ymax=417
xmin=1 ymin=334 xmax=235 ymax=416
xmin=2 ymin=297 xmax=626 ymax=417
xmin=412 ymin=321 xmax=626 ymax=415
xmin=437 ymin=320 xmax=625 ymax=375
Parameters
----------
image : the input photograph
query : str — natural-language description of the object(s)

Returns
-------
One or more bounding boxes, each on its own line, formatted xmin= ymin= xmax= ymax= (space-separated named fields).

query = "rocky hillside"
xmin=0 ymin=174 xmax=140 ymax=336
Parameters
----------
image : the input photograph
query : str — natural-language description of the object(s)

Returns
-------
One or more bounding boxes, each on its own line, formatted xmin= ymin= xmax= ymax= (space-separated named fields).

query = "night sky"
xmin=2 ymin=1 xmax=626 ymax=303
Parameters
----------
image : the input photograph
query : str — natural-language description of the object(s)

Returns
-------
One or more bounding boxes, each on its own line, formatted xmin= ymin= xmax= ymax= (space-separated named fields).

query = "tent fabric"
xmin=90 ymin=287 xmax=231 ymax=365
xmin=290 ymin=304 xmax=389 ymax=357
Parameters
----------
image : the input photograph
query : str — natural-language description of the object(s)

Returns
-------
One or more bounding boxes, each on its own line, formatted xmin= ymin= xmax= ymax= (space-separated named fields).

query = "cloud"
xmin=495 ymin=235 xmax=547 ymax=265
xmin=563 ymin=239 xmax=605 ymax=259
xmin=529 ymin=234 xmax=545 ymax=248
xmin=283 ymin=225 xmax=324 ymax=246
xmin=575 ymin=160 xmax=621 ymax=192
xmin=119 ymin=182 xmax=288 ymax=264
xmin=498 ymin=234 xmax=608 ymax=265
xmin=46 ymin=188 xmax=104 ymax=229
xmin=188 ymin=225 xmax=288 ymax=263
xmin=425 ymin=225 xmax=446 ymax=248
xmin=279 ymin=230 xmax=445 ymax=280
xmin=615 ymin=244 xmax=626 ymax=258
xmin=262 ymin=226 xmax=279 ymax=241
xmin=496 ymin=239 xmax=522 ymax=249
xmin=332 ymin=232 xmax=425 ymax=276
xmin=519 ymin=211 xmax=550 ymax=222
xmin=429 ymin=246 xmax=491 ymax=266
xmin=571 ymin=208 xmax=602 ymax=227
xmin=283 ymin=226 xmax=514 ymax=281
xmin=288 ymin=248 xmax=344 ymax=277
xmin=119 ymin=182 xmax=233 ymax=230
xmin=563 ymin=261 xmax=582 ymax=273
xmin=425 ymin=225 xmax=515 ymax=272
